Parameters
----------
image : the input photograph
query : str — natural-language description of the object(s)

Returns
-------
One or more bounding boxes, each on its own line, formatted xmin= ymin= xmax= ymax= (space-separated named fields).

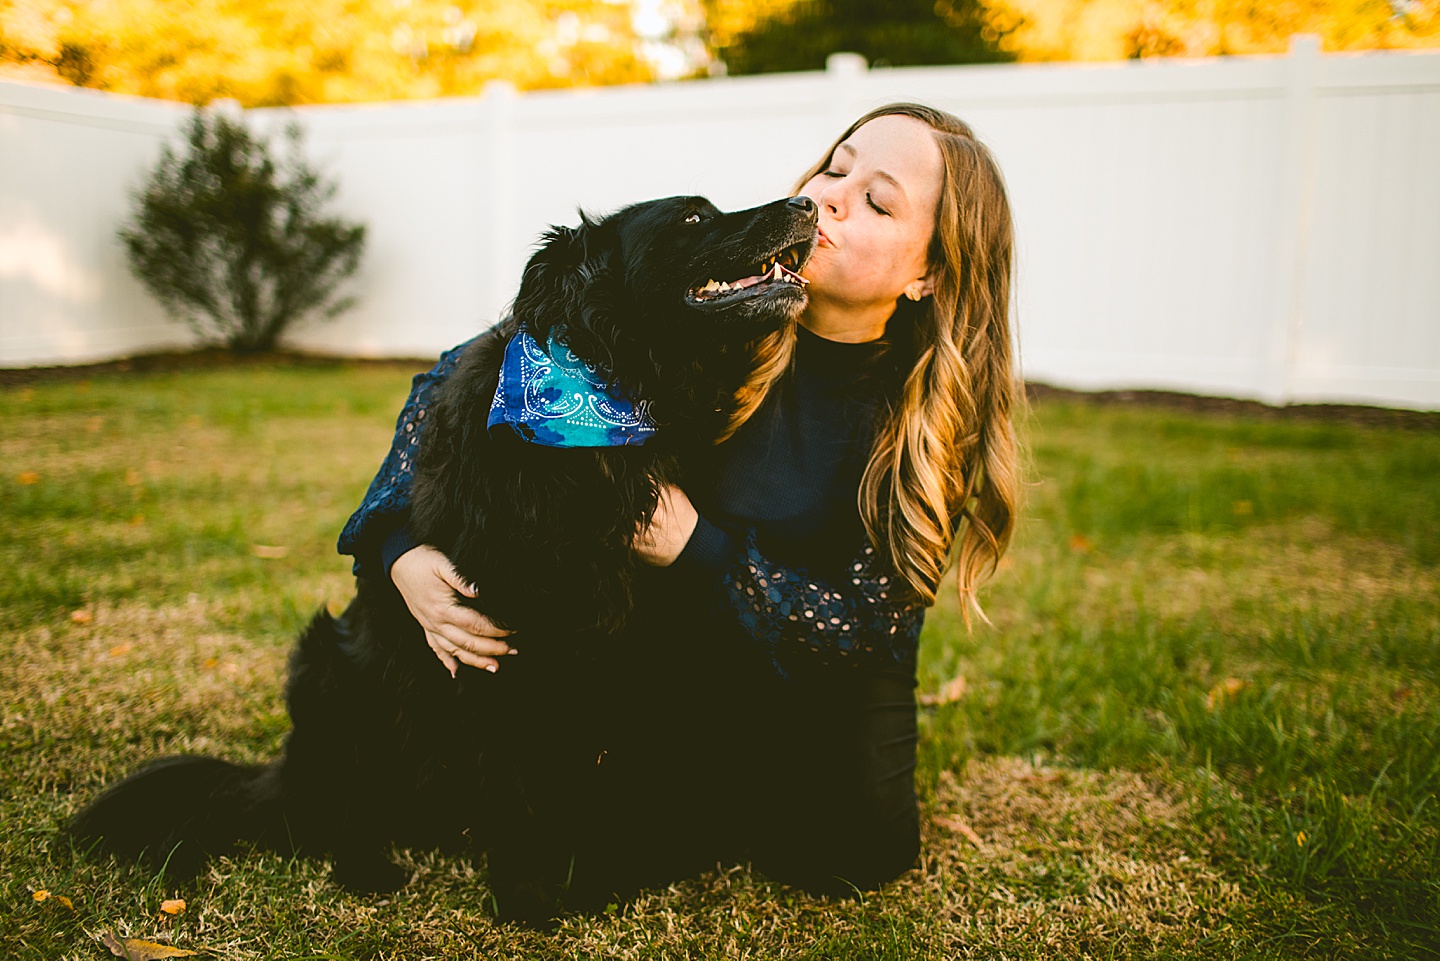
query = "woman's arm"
xmin=337 ymin=326 xmax=517 ymax=676
xmin=641 ymin=487 xmax=926 ymax=678
xmin=336 ymin=337 xmax=476 ymax=579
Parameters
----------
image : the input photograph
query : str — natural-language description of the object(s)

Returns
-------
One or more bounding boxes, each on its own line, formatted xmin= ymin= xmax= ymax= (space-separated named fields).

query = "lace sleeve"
xmin=336 ymin=336 xmax=475 ymax=575
xmin=722 ymin=533 xmax=926 ymax=678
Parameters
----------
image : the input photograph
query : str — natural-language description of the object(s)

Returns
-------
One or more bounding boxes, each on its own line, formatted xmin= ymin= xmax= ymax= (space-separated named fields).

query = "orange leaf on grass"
xmin=1206 ymin=677 xmax=1246 ymax=710
xmin=160 ymin=898 xmax=186 ymax=915
xmin=109 ymin=642 xmax=134 ymax=657
xmin=17 ymin=471 xmax=40 ymax=485
xmin=934 ymin=816 xmax=985 ymax=848
xmin=71 ymin=609 xmax=94 ymax=624
xmin=917 ymin=675 xmax=968 ymax=706
xmin=101 ymin=932 xmax=201 ymax=959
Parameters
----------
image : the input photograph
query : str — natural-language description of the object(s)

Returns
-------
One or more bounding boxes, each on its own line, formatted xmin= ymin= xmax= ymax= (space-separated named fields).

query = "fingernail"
xmin=449 ymin=667 xmax=458 ymax=679
xmin=507 ymin=648 xmax=519 ymax=656
xmin=485 ymin=663 xmax=498 ymax=673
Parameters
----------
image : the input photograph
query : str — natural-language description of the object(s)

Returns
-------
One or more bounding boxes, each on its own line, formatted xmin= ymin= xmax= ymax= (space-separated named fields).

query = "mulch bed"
xmin=3 ymin=349 xmax=1436 ymax=430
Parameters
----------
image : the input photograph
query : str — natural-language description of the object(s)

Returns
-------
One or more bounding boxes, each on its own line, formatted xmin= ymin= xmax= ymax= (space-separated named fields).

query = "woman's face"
xmin=797 ymin=114 xmax=945 ymax=311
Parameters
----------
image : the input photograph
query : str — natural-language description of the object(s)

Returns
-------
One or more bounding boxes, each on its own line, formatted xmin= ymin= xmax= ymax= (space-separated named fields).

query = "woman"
xmin=338 ymin=102 xmax=1020 ymax=901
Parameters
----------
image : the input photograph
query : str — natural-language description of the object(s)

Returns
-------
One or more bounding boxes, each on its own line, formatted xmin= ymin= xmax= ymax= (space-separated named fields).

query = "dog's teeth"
xmin=718 ymin=281 xmax=731 ymax=291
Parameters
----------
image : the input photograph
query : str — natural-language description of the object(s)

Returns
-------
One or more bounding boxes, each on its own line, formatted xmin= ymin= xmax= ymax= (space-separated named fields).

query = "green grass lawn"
xmin=2 ymin=360 xmax=1436 ymax=960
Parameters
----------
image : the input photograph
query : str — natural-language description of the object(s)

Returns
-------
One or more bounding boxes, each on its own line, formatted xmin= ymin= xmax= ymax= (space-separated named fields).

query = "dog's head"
xmin=510 ymin=195 xmax=817 ymax=425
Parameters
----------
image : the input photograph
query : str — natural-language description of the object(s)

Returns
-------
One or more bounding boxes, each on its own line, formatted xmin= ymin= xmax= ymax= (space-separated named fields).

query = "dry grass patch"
xmin=921 ymin=757 xmax=1240 ymax=957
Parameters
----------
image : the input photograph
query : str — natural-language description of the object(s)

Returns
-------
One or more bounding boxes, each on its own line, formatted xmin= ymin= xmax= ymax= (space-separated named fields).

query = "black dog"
xmin=70 ymin=194 xmax=817 ymax=922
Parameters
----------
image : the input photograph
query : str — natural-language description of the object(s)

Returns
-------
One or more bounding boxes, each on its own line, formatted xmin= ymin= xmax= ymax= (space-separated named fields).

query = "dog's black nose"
xmin=787 ymin=196 xmax=817 ymax=217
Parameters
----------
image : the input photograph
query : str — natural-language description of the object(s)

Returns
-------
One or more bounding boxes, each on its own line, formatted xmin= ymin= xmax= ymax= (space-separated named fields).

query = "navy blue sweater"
xmin=337 ymin=324 xmax=924 ymax=676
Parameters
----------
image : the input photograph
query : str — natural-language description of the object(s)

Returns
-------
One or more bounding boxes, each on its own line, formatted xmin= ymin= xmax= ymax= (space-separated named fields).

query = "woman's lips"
xmin=817 ymin=227 xmax=835 ymax=248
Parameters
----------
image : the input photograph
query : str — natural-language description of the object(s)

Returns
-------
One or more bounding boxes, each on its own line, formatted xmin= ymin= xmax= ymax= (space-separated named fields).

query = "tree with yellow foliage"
xmin=0 ymin=0 xmax=650 ymax=106
xmin=988 ymin=0 xmax=1440 ymax=61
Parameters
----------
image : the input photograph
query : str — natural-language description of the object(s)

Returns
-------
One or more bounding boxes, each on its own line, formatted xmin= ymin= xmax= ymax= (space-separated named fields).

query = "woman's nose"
xmin=815 ymin=183 xmax=844 ymax=217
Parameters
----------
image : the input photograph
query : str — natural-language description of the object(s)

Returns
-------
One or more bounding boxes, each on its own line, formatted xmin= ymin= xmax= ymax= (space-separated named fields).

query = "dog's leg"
xmin=278 ymin=598 xmax=421 ymax=891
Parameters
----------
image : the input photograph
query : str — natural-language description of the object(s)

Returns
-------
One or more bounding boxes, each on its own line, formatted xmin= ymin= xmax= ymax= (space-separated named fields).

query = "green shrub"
xmin=119 ymin=107 xmax=367 ymax=352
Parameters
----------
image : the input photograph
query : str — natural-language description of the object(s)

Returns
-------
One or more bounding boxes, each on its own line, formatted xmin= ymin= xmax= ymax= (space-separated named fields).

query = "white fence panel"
xmin=2 ymin=43 xmax=1438 ymax=409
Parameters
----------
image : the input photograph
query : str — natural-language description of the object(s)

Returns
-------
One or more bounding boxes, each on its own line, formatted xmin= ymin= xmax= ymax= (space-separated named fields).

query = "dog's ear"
xmin=512 ymin=214 xmax=615 ymax=347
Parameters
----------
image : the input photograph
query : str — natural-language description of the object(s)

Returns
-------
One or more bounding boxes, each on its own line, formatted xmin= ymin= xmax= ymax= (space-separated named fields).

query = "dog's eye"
xmin=683 ymin=212 xmax=702 ymax=224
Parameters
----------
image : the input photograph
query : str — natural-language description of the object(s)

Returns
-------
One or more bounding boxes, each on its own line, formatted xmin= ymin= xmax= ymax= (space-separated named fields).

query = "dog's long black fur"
xmin=69 ymin=195 xmax=817 ymax=922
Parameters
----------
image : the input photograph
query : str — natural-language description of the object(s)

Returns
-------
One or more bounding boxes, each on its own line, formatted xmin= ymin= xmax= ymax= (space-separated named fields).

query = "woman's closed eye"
xmin=866 ymin=192 xmax=890 ymax=216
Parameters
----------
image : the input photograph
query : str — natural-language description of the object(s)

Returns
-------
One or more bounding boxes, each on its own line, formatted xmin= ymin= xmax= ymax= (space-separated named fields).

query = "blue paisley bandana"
xmin=487 ymin=327 xmax=658 ymax=447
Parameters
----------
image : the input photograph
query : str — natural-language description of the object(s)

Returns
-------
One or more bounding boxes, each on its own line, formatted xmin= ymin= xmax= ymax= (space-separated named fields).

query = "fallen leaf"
xmin=918 ymin=675 xmax=968 ymax=706
xmin=1206 ymin=677 xmax=1246 ymax=710
xmin=160 ymin=898 xmax=186 ymax=915
xmin=251 ymin=544 xmax=288 ymax=559
xmin=1068 ymin=533 xmax=1092 ymax=553
xmin=934 ymin=815 xmax=985 ymax=848
xmin=17 ymin=471 xmax=41 ymax=485
xmin=202 ymin=657 xmax=220 ymax=670
xmin=31 ymin=889 xmax=72 ymax=909
xmin=108 ymin=642 xmax=134 ymax=657
xmin=102 ymin=932 xmax=200 ymax=960
xmin=71 ymin=609 xmax=94 ymax=625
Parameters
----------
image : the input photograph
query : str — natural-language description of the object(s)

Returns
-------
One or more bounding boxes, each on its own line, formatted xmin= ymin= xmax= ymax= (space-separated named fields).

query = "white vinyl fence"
xmin=2 ymin=39 xmax=1438 ymax=409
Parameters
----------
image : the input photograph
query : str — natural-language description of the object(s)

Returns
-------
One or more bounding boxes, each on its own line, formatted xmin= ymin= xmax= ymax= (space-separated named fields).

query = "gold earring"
xmin=905 ymin=287 xmax=923 ymax=301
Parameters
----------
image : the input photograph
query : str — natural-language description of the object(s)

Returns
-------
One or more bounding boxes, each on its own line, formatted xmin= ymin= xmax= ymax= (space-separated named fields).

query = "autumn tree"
xmin=989 ymin=0 xmax=1440 ymax=61
xmin=0 ymin=0 xmax=650 ymax=106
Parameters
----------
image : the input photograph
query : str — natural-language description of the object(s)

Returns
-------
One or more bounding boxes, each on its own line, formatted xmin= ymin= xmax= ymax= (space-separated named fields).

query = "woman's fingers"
xmin=436 ymin=622 xmax=514 ymax=659
xmin=424 ymin=631 xmax=461 ymax=678
xmin=426 ymin=630 xmax=500 ymax=676
xmin=436 ymin=557 xmax=479 ymax=599
xmin=450 ymin=604 xmax=512 ymax=640
xmin=450 ymin=647 xmax=500 ymax=673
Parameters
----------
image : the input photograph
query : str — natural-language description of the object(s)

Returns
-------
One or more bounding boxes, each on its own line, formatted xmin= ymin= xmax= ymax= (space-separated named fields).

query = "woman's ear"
xmin=904 ymin=275 xmax=934 ymax=302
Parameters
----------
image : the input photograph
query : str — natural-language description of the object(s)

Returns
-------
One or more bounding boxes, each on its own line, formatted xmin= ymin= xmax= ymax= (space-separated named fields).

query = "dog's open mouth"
xmin=686 ymin=242 xmax=810 ymax=304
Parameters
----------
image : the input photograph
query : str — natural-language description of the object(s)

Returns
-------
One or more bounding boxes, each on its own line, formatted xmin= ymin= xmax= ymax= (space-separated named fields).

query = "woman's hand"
xmin=635 ymin=484 xmax=699 ymax=567
xmin=391 ymin=544 xmax=515 ymax=677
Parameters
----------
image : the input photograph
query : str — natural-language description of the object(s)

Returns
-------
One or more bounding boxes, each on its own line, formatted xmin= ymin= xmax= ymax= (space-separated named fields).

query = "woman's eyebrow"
xmin=835 ymin=144 xmax=909 ymax=208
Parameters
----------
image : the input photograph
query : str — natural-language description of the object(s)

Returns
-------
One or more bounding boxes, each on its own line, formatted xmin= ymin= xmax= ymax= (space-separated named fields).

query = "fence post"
xmin=1264 ymin=34 xmax=1321 ymax=406
xmin=826 ymin=52 xmax=868 ymax=135
xmin=482 ymin=79 xmax=517 ymax=325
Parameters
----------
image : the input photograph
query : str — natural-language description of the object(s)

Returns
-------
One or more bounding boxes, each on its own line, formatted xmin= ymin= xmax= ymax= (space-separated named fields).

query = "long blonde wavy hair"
xmin=728 ymin=103 xmax=1021 ymax=614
